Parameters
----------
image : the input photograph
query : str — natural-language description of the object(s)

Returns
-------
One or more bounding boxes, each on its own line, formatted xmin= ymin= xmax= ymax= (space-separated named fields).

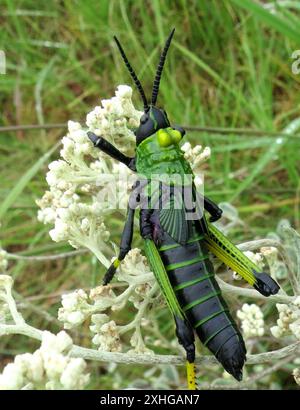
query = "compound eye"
xmin=173 ymin=125 xmax=186 ymax=137
xmin=140 ymin=114 xmax=148 ymax=124
xmin=170 ymin=129 xmax=182 ymax=143
xmin=157 ymin=129 xmax=172 ymax=147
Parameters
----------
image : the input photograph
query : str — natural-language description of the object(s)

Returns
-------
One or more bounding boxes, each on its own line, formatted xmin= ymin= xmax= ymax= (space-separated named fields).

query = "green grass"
xmin=1 ymin=0 xmax=300 ymax=389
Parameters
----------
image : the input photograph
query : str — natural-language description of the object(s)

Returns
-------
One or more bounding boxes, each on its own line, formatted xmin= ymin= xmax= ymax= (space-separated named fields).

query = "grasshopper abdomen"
xmin=158 ymin=227 xmax=246 ymax=381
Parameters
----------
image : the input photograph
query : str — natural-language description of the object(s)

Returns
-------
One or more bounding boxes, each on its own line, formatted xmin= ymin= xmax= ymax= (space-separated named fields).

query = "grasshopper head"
xmin=135 ymin=106 xmax=185 ymax=145
xmin=135 ymin=106 xmax=169 ymax=144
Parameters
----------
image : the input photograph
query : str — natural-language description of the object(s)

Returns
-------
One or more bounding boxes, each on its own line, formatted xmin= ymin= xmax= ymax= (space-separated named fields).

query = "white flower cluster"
xmin=86 ymin=84 xmax=142 ymax=152
xmin=58 ymin=289 xmax=92 ymax=329
xmin=37 ymin=85 xmax=141 ymax=258
xmin=237 ymin=303 xmax=264 ymax=338
xmin=58 ymin=286 xmax=116 ymax=331
xmin=118 ymin=248 xmax=154 ymax=307
xmin=260 ymin=246 xmax=287 ymax=280
xmin=58 ymin=248 xmax=157 ymax=354
xmin=91 ymin=318 xmax=122 ymax=352
xmin=233 ymin=250 xmax=264 ymax=281
xmin=0 ymin=249 xmax=8 ymax=272
xmin=270 ymin=297 xmax=300 ymax=339
xmin=36 ymin=122 xmax=111 ymax=253
xmin=58 ymin=287 xmax=123 ymax=352
xmin=181 ymin=142 xmax=211 ymax=175
xmin=0 ymin=331 xmax=89 ymax=390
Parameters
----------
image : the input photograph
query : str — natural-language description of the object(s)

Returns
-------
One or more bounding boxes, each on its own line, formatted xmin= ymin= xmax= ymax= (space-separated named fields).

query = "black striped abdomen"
xmin=159 ymin=231 xmax=246 ymax=380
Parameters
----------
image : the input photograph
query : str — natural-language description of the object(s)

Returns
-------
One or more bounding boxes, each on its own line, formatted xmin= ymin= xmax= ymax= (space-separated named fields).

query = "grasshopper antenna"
xmin=114 ymin=36 xmax=149 ymax=112
xmin=151 ymin=28 xmax=175 ymax=106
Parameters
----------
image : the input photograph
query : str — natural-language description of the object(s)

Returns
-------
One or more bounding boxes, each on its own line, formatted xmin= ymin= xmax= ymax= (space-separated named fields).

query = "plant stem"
xmin=1 ymin=320 xmax=299 ymax=368
xmin=7 ymin=249 xmax=88 ymax=261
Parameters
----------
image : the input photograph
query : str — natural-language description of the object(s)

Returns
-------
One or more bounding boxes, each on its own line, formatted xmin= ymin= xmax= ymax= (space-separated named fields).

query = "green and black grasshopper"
xmin=87 ymin=29 xmax=280 ymax=390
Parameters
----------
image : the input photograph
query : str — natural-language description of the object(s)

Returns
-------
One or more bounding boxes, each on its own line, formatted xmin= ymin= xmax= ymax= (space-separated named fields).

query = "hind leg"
xmin=174 ymin=316 xmax=197 ymax=390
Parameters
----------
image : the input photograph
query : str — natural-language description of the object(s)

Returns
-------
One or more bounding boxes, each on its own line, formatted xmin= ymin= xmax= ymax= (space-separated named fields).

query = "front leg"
xmin=87 ymin=131 xmax=136 ymax=171
xmin=102 ymin=182 xmax=143 ymax=285
xmin=102 ymin=204 xmax=135 ymax=285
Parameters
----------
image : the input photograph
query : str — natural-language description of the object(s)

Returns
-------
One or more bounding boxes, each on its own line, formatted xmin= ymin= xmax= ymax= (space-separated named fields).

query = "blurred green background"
xmin=0 ymin=0 xmax=300 ymax=389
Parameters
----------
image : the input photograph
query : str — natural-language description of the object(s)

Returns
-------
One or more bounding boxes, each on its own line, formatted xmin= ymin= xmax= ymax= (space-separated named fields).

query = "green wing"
xmin=143 ymin=238 xmax=185 ymax=319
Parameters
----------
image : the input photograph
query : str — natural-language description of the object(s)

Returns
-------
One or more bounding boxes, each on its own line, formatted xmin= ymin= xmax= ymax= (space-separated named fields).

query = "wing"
xmin=159 ymin=207 xmax=190 ymax=245
xmin=159 ymin=183 xmax=204 ymax=245
xmin=204 ymin=222 xmax=280 ymax=296
xmin=143 ymin=238 xmax=185 ymax=319
xmin=158 ymin=184 xmax=191 ymax=245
